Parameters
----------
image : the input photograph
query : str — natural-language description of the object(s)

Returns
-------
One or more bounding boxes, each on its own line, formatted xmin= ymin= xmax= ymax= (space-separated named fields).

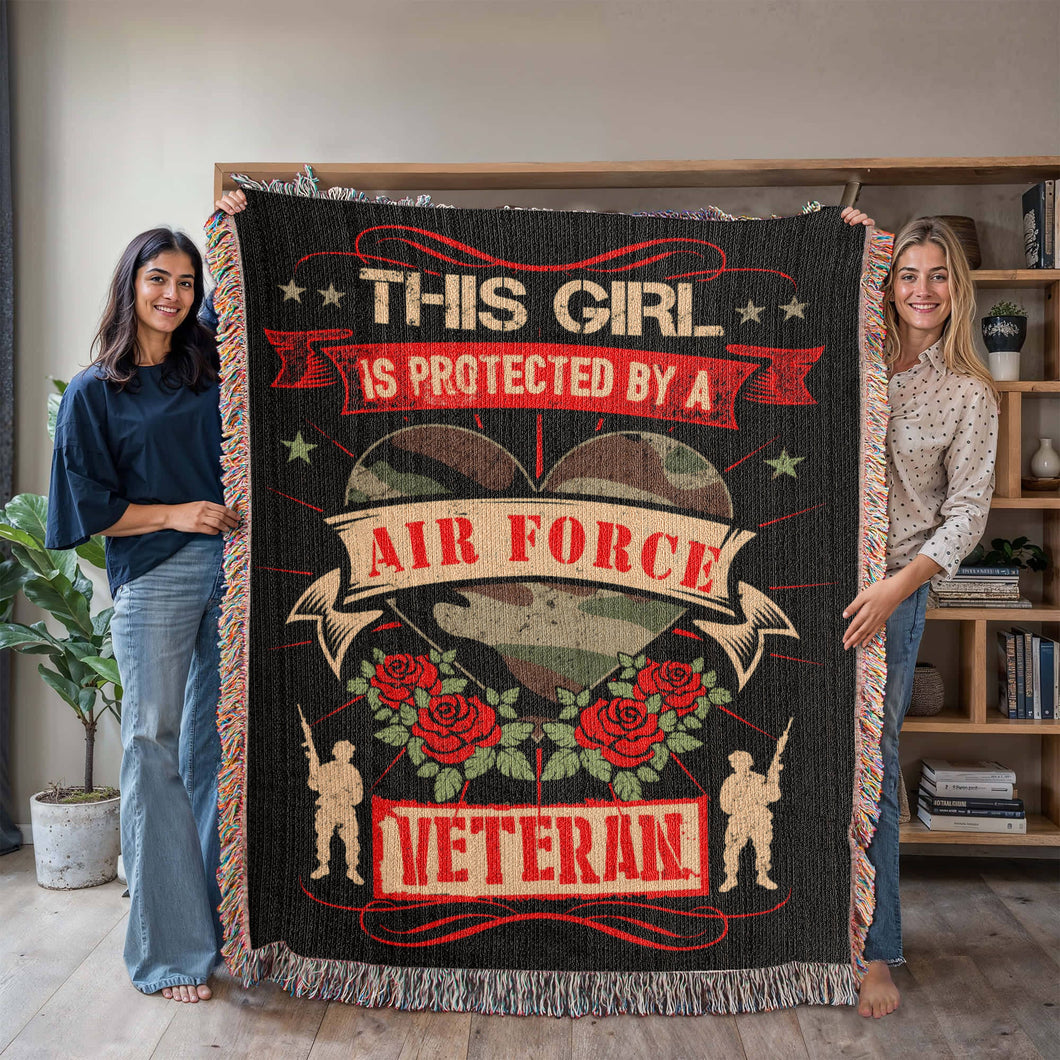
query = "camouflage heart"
xmin=344 ymin=427 xmax=733 ymax=701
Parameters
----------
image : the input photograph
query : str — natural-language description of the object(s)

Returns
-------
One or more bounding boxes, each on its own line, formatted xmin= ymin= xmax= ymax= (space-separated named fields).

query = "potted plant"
xmin=981 ymin=299 xmax=1027 ymax=382
xmin=0 ymin=384 xmax=123 ymax=888
xmin=966 ymin=535 xmax=1049 ymax=572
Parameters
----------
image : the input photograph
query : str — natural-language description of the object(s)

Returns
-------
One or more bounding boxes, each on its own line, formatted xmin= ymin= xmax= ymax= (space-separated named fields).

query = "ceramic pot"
xmin=981 ymin=315 xmax=1027 ymax=354
xmin=1030 ymin=438 xmax=1060 ymax=478
xmin=29 ymin=790 xmax=121 ymax=889
xmin=988 ymin=350 xmax=1020 ymax=381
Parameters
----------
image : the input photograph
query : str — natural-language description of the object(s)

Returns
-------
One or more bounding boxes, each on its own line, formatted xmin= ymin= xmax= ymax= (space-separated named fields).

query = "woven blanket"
xmin=205 ymin=172 xmax=892 ymax=1015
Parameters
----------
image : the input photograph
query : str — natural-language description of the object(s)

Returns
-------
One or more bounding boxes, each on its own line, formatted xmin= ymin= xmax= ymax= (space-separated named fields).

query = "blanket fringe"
xmin=232 ymin=949 xmax=857 ymax=1015
xmin=848 ymin=225 xmax=894 ymax=976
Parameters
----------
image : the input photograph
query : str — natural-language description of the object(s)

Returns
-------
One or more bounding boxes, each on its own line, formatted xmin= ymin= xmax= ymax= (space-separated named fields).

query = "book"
xmin=997 ymin=629 xmax=1017 ymax=719
xmin=1014 ymin=629 xmax=1026 ymax=718
xmin=917 ymin=796 xmax=1024 ymax=819
xmin=921 ymin=759 xmax=1016 ymax=782
xmin=920 ymin=776 xmax=1015 ymax=798
xmin=917 ymin=806 xmax=1027 ymax=833
xmin=1015 ymin=627 xmax=1034 ymax=721
xmin=1023 ymin=182 xmax=1052 ymax=267
xmin=1042 ymin=637 xmax=1057 ymax=722
xmin=918 ymin=790 xmax=1024 ymax=812
xmin=955 ymin=565 xmax=1020 ymax=578
xmin=1032 ymin=632 xmax=1042 ymax=720
xmin=934 ymin=598 xmax=1032 ymax=609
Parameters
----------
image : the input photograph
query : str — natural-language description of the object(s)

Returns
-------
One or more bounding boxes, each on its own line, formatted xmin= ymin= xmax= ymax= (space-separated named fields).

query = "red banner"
xmin=264 ymin=333 xmax=824 ymax=429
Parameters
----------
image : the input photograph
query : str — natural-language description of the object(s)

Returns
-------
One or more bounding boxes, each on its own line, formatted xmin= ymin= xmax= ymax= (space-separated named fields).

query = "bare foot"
xmin=858 ymin=961 xmax=899 ymax=1018
xmin=160 ymin=983 xmax=212 ymax=1003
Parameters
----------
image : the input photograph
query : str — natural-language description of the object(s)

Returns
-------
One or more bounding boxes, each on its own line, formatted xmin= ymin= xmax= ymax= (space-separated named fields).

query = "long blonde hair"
xmin=884 ymin=217 xmax=997 ymax=397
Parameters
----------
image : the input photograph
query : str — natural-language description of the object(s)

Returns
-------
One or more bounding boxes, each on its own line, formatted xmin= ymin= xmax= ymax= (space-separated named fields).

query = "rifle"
xmin=297 ymin=704 xmax=320 ymax=774
xmin=766 ymin=716 xmax=794 ymax=790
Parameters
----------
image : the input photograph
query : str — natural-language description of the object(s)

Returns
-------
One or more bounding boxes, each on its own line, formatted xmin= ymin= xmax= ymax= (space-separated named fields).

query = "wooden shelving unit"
xmin=220 ymin=156 xmax=1060 ymax=851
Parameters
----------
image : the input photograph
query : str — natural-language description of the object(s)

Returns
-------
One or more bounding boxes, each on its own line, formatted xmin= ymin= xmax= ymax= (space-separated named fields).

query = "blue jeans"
xmin=111 ymin=537 xmax=225 ymax=993
xmin=863 ymin=582 xmax=929 ymax=965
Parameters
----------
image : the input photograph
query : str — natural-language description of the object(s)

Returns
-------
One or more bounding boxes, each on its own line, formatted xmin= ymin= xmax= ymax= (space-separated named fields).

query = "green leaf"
xmin=499 ymin=687 xmax=520 ymax=705
xmin=47 ymin=390 xmax=62 ymax=442
xmin=439 ymin=661 xmax=455 ymax=675
xmin=346 ymin=676 xmax=368 ymax=695
xmin=442 ymin=649 xmax=457 ymax=664
xmin=429 ymin=648 xmax=441 ymax=664
xmin=440 ymin=677 xmax=467 ymax=694
xmin=360 ymin=659 xmax=375 ymax=678
xmin=542 ymin=722 xmax=576 ymax=748
xmin=607 ymin=680 xmax=634 ymax=697
xmin=691 ymin=656 xmax=704 ymax=674
xmin=575 ymin=689 xmax=591 ymax=707
xmin=372 ymin=647 xmax=386 ymax=663
xmin=3 ymin=494 xmax=48 ymax=544
xmin=652 ymin=742 xmax=670 ymax=770
xmin=376 ymin=724 xmax=410 ymax=747
xmin=709 ymin=688 xmax=732 ymax=705
xmin=38 ymin=664 xmax=85 ymax=714
xmin=658 ymin=709 xmax=677 ymax=732
xmin=612 ymin=771 xmax=642 ymax=802
xmin=0 ymin=623 xmax=55 ymax=653
xmin=636 ymin=765 xmax=660 ymax=783
xmin=500 ymin=722 xmax=534 ymax=746
xmin=633 ymin=654 xmax=646 ymax=669
xmin=434 ymin=767 xmax=462 ymax=803
xmin=373 ymin=707 xmax=392 ymax=722
xmin=75 ymin=536 xmax=106 ymax=571
xmin=666 ymin=731 xmax=703 ymax=753
xmin=684 ymin=714 xmax=702 ymax=730
xmin=558 ymin=704 xmax=579 ymax=721
xmin=617 ymin=651 xmax=633 ymax=666
xmin=413 ymin=686 xmax=431 ymax=710
xmin=580 ymin=747 xmax=613 ymax=783
xmin=81 ymin=656 xmax=121 ymax=686
xmin=555 ymin=687 xmax=575 ymax=706
xmin=619 ymin=667 xmax=637 ymax=680
xmin=497 ymin=704 xmax=518 ymax=719
xmin=703 ymin=670 xmax=717 ymax=688
xmin=406 ymin=737 xmax=426 ymax=766
xmin=644 ymin=693 xmax=662 ymax=714
xmin=540 ymin=748 xmax=580 ymax=781
xmin=91 ymin=607 xmax=114 ymax=639
xmin=485 ymin=687 xmax=500 ymax=706
xmin=399 ymin=704 xmax=418 ymax=728
xmin=23 ymin=572 xmax=92 ymax=635
xmin=463 ymin=746 xmax=496 ymax=780
xmin=417 ymin=760 xmax=439 ymax=778
xmin=495 ymin=747 xmax=535 ymax=781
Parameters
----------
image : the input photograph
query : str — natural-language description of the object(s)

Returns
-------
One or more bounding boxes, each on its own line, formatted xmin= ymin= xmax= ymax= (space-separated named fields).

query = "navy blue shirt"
xmin=45 ymin=365 xmax=224 ymax=594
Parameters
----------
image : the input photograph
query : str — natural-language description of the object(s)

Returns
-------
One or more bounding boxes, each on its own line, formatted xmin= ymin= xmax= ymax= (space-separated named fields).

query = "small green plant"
xmin=966 ymin=536 xmax=1049 ymax=572
xmin=985 ymin=300 xmax=1027 ymax=318
xmin=0 ymin=380 xmax=121 ymax=793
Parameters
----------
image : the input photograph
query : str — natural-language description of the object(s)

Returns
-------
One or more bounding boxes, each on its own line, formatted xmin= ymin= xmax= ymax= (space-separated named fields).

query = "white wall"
xmin=7 ymin=0 xmax=1060 ymax=831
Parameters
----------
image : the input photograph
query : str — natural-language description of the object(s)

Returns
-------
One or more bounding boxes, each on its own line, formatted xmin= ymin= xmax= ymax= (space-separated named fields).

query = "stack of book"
xmin=917 ymin=759 xmax=1025 ymax=834
xmin=997 ymin=628 xmax=1057 ymax=719
xmin=932 ymin=565 xmax=1028 ymax=609
xmin=1023 ymin=181 xmax=1058 ymax=268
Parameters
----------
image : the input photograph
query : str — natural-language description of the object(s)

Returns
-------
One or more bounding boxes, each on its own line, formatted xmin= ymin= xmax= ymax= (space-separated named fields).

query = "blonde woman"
xmin=841 ymin=211 xmax=998 ymax=1017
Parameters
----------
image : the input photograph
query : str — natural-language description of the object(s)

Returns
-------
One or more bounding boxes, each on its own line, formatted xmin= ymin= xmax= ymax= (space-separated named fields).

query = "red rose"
xmin=412 ymin=693 xmax=502 ymax=765
xmin=634 ymin=660 xmax=705 ymax=716
xmin=371 ymin=654 xmax=441 ymax=709
xmin=575 ymin=696 xmax=664 ymax=769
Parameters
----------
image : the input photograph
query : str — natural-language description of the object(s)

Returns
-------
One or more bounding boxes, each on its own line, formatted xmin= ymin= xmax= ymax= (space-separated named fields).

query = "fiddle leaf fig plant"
xmin=0 ymin=380 xmax=120 ymax=794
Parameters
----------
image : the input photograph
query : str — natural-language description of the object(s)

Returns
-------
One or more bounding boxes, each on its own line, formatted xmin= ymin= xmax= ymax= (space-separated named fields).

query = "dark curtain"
xmin=0 ymin=0 xmax=22 ymax=854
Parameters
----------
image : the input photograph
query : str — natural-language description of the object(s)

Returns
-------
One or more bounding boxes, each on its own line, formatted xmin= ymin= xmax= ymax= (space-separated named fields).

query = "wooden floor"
xmin=1 ymin=848 xmax=1057 ymax=1059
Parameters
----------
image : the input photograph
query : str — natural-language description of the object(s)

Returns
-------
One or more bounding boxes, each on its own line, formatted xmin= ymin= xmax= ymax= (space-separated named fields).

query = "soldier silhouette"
xmin=298 ymin=706 xmax=365 ymax=885
xmin=718 ymin=718 xmax=792 ymax=893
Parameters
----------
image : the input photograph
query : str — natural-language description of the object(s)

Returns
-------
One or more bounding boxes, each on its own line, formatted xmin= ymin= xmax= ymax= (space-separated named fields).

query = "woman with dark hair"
xmin=45 ymin=225 xmax=240 ymax=1002
xmin=841 ymin=209 xmax=998 ymax=1018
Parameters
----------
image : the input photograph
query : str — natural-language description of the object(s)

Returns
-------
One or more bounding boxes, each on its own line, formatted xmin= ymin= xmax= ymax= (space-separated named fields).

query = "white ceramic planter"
xmin=988 ymin=350 xmax=1020 ymax=381
xmin=29 ymin=790 xmax=121 ymax=889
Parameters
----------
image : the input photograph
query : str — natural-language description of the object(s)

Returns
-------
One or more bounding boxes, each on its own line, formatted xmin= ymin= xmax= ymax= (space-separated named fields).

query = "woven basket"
xmin=934 ymin=215 xmax=982 ymax=269
xmin=908 ymin=663 xmax=945 ymax=716
xmin=898 ymin=766 xmax=911 ymax=824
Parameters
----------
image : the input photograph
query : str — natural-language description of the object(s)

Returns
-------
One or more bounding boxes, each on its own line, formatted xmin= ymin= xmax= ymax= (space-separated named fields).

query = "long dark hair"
xmin=91 ymin=228 xmax=218 ymax=391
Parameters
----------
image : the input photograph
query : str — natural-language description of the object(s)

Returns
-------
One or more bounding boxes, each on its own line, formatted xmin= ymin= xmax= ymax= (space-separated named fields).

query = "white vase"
xmin=1030 ymin=438 xmax=1060 ymax=478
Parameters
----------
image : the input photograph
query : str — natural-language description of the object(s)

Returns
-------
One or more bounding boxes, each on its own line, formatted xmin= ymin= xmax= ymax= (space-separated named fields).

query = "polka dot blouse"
xmin=886 ymin=340 xmax=999 ymax=578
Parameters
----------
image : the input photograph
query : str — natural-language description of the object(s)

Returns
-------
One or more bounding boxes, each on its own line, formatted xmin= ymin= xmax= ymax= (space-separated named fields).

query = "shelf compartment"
xmin=902 ymin=711 xmax=1060 ymax=734
xmin=900 ymin=814 xmax=1060 ymax=846
xmin=995 ymin=380 xmax=1060 ymax=393
xmin=991 ymin=497 xmax=1060 ymax=509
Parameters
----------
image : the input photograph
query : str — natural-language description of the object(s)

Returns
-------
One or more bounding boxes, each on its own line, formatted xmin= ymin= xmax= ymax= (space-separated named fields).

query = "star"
xmin=319 ymin=283 xmax=346 ymax=307
xmin=736 ymin=299 xmax=764 ymax=324
xmin=281 ymin=431 xmax=318 ymax=464
xmin=278 ymin=279 xmax=306 ymax=302
xmin=780 ymin=296 xmax=807 ymax=320
xmin=764 ymin=449 xmax=805 ymax=479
